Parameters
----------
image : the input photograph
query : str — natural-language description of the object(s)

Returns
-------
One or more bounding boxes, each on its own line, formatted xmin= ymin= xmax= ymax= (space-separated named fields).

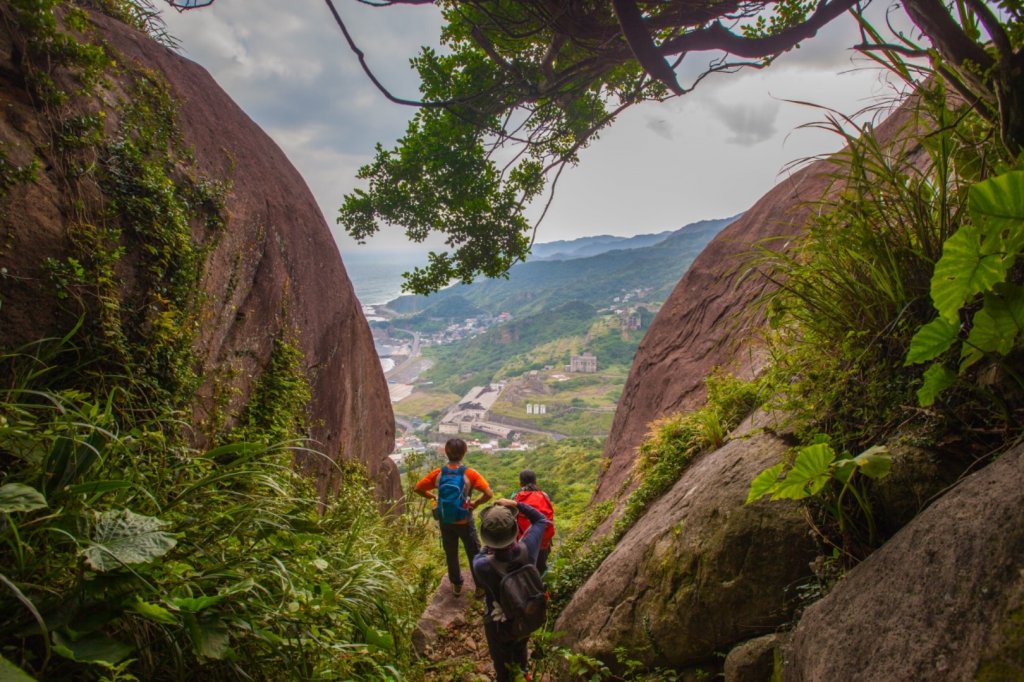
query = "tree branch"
xmin=659 ymin=0 xmax=860 ymax=59
xmin=900 ymin=0 xmax=994 ymax=74
xmin=612 ymin=0 xmax=684 ymax=95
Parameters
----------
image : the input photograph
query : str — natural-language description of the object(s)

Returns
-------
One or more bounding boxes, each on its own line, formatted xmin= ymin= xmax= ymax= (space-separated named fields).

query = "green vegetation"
xmin=747 ymin=439 xmax=893 ymax=548
xmin=423 ymin=300 xmax=598 ymax=395
xmin=469 ymin=438 xmax=605 ymax=530
xmin=1 ymin=4 xmax=433 ymax=680
xmin=424 ymin=307 xmax=640 ymax=402
xmin=746 ymin=77 xmax=1023 ymax=560
xmin=0 ymin=337 xmax=428 ymax=680
xmin=233 ymin=332 xmax=312 ymax=445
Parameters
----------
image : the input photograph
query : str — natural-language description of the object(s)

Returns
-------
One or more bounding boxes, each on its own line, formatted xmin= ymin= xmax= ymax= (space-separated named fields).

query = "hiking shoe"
xmin=452 ymin=581 xmax=463 ymax=596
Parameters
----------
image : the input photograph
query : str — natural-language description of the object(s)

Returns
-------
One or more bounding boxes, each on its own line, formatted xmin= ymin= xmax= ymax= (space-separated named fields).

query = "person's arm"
xmin=413 ymin=469 xmax=439 ymax=500
xmin=469 ymin=488 xmax=493 ymax=510
xmin=466 ymin=469 xmax=493 ymax=510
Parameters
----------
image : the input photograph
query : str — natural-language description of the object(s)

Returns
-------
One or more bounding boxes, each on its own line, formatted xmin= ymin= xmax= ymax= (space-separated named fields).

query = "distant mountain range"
xmin=528 ymin=231 xmax=678 ymax=261
xmin=386 ymin=215 xmax=739 ymax=319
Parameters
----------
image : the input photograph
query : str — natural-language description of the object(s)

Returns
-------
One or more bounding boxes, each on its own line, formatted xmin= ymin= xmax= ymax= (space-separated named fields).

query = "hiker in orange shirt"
xmin=415 ymin=438 xmax=493 ymax=594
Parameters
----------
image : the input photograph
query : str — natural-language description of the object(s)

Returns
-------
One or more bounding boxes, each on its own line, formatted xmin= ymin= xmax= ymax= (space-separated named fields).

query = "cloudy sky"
xmin=159 ymin=1 xmax=916 ymax=254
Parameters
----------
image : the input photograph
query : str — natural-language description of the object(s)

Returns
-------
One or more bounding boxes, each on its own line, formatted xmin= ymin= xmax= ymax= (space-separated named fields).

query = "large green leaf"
xmin=745 ymin=462 xmax=783 ymax=504
xmin=82 ymin=509 xmax=177 ymax=572
xmin=771 ymin=443 xmax=834 ymax=500
xmin=853 ymin=446 xmax=893 ymax=479
xmin=185 ymin=614 xmax=231 ymax=659
xmin=52 ymin=631 xmax=133 ymax=665
xmin=173 ymin=594 xmax=223 ymax=612
xmin=0 ymin=654 xmax=37 ymax=681
xmin=963 ymin=283 xmax=1024 ymax=363
xmin=0 ymin=483 xmax=48 ymax=513
xmin=917 ymin=363 xmax=957 ymax=406
xmin=128 ymin=598 xmax=178 ymax=625
xmin=905 ymin=317 xmax=959 ymax=366
xmin=930 ymin=223 xmax=1010 ymax=322
xmin=968 ymin=170 xmax=1024 ymax=256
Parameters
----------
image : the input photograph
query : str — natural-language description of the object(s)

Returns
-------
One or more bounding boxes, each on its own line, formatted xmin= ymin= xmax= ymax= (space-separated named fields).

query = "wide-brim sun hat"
xmin=479 ymin=504 xmax=518 ymax=549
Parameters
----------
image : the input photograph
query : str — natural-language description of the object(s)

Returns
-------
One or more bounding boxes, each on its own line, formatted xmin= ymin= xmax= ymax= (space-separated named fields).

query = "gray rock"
xmin=413 ymin=574 xmax=481 ymax=655
xmin=783 ymin=444 xmax=1024 ymax=681
xmin=555 ymin=418 xmax=818 ymax=668
xmin=724 ymin=634 xmax=782 ymax=682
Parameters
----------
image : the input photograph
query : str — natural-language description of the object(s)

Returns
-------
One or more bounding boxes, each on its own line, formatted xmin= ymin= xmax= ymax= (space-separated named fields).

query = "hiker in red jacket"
xmin=513 ymin=470 xmax=555 ymax=574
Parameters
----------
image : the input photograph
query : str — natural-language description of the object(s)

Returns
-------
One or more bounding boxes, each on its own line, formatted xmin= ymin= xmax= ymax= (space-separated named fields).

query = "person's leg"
xmin=439 ymin=523 xmax=463 ymax=586
xmin=512 ymin=637 xmax=530 ymax=679
xmin=536 ymin=548 xmax=550 ymax=575
xmin=484 ymin=617 xmax=517 ymax=682
xmin=459 ymin=516 xmax=481 ymax=568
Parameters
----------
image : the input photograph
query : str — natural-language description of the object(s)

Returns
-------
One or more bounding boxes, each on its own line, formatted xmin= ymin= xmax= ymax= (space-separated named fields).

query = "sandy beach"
xmin=389 ymin=383 xmax=414 ymax=402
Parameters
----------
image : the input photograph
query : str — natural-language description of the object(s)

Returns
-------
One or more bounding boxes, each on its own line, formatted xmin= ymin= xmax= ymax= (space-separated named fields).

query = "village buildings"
xmin=567 ymin=352 xmax=598 ymax=373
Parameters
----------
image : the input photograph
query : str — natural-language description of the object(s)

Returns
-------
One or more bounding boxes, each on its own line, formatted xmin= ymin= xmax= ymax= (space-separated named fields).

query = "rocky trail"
xmin=413 ymin=575 xmax=554 ymax=681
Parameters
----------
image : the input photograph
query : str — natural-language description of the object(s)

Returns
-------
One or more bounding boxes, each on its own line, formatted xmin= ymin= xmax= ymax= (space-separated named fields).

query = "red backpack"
xmin=514 ymin=489 xmax=556 ymax=549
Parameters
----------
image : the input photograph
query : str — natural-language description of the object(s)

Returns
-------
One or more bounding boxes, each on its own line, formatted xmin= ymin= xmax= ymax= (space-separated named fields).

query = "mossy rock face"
xmin=555 ymin=417 xmax=817 ymax=668
xmin=783 ymin=444 xmax=1024 ymax=681
xmin=0 ymin=4 xmax=397 ymax=501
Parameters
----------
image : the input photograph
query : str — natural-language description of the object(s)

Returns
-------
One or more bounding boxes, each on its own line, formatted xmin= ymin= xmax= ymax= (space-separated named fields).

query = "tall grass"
xmin=752 ymin=83 xmax=1004 ymax=447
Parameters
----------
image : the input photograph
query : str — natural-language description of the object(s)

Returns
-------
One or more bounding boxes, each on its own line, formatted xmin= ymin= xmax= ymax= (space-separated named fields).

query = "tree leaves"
xmin=82 ymin=509 xmax=177 ymax=572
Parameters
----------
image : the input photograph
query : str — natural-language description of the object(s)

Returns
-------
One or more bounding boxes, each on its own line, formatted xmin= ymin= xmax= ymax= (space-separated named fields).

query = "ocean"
xmin=343 ymin=250 xmax=426 ymax=307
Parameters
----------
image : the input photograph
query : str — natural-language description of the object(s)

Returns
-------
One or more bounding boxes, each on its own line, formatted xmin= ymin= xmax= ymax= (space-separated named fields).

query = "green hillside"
xmin=387 ymin=216 xmax=733 ymax=319
xmin=423 ymin=300 xmax=600 ymax=394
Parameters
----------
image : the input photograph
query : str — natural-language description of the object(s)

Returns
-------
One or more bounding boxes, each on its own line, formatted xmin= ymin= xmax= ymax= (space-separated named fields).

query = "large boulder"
xmin=783 ymin=444 xmax=1024 ymax=681
xmin=555 ymin=414 xmax=817 ymax=670
xmin=593 ymin=101 xmax=920 ymax=506
xmin=0 ymin=6 xmax=398 ymax=501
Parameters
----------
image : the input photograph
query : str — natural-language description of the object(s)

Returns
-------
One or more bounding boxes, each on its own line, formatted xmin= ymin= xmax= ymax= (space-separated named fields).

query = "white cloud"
xmin=705 ymin=98 xmax=781 ymax=146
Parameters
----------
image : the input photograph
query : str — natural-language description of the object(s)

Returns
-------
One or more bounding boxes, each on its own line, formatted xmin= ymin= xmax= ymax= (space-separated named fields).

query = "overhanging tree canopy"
xmin=170 ymin=0 xmax=1024 ymax=293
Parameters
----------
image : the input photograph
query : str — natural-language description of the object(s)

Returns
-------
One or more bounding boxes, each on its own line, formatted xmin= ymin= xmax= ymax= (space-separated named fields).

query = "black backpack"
xmin=493 ymin=559 xmax=548 ymax=642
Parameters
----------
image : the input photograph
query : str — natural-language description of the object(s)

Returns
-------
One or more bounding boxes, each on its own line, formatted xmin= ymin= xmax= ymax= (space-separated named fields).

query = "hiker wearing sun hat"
xmin=472 ymin=498 xmax=551 ymax=682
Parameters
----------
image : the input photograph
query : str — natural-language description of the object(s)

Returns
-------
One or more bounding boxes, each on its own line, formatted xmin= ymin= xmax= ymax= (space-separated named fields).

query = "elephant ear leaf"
xmin=772 ymin=443 xmax=835 ymax=500
xmin=0 ymin=655 xmax=37 ymax=681
xmin=82 ymin=509 xmax=177 ymax=572
xmin=934 ymin=170 xmax=1024 ymax=323
xmin=746 ymin=462 xmax=784 ymax=504
xmin=968 ymin=170 xmax=1024 ymax=256
xmin=905 ymin=317 xmax=958 ymax=366
xmin=930 ymin=223 xmax=1007 ymax=322
xmin=916 ymin=363 xmax=957 ymax=407
xmin=963 ymin=283 xmax=1024 ymax=366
